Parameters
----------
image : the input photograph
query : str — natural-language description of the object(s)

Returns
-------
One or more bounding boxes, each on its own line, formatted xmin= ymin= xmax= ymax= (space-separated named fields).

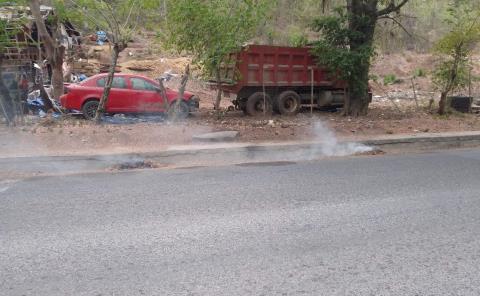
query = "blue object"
xmin=78 ymin=74 xmax=87 ymax=82
xmin=101 ymin=114 xmax=167 ymax=124
xmin=96 ymin=31 xmax=107 ymax=45
xmin=27 ymin=97 xmax=46 ymax=114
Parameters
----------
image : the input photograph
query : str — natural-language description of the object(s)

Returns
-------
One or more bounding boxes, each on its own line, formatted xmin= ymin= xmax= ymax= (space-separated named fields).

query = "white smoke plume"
xmin=309 ymin=120 xmax=373 ymax=158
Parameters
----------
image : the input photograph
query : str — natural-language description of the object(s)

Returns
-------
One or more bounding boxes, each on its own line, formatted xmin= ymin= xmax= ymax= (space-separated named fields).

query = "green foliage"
xmin=413 ymin=68 xmax=426 ymax=78
xmin=369 ymin=74 xmax=379 ymax=83
xmin=287 ymin=26 xmax=308 ymax=47
xmin=383 ymin=74 xmax=398 ymax=85
xmin=432 ymin=58 xmax=470 ymax=91
xmin=0 ymin=0 xmax=28 ymax=53
xmin=310 ymin=7 xmax=374 ymax=94
xmin=257 ymin=0 xmax=480 ymax=52
xmin=432 ymin=0 xmax=480 ymax=93
xmin=69 ymin=0 xmax=161 ymax=45
xmin=163 ymin=0 xmax=272 ymax=77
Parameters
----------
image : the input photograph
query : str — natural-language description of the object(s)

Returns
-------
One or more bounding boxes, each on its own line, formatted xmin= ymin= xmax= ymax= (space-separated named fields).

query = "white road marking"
xmin=0 ymin=179 xmax=19 ymax=193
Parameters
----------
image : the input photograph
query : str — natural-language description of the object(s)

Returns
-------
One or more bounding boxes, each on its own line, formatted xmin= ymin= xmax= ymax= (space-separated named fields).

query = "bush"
xmin=369 ymin=74 xmax=379 ymax=83
xmin=383 ymin=74 xmax=398 ymax=85
xmin=414 ymin=68 xmax=426 ymax=77
xmin=287 ymin=26 xmax=309 ymax=47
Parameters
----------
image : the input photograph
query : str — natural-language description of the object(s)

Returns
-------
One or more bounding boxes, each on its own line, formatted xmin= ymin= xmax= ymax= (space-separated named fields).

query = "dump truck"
xmin=213 ymin=44 xmax=353 ymax=116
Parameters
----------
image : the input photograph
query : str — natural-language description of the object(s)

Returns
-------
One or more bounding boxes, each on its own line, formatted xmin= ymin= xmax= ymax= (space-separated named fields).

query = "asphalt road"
xmin=2 ymin=149 xmax=480 ymax=295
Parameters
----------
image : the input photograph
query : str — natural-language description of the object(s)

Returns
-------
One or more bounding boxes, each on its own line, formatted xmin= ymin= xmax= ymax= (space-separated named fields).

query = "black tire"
xmin=276 ymin=91 xmax=301 ymax=116
xmin=168 ymin=100 xmax=190 ymax=120
xmin=246 ymin=92 xmax=272 ymax=116
xmin=82 ymin=100 xmax=99 ymax=120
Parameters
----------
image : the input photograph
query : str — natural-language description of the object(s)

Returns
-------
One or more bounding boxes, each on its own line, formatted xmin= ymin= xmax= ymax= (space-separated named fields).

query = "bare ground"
xmin=2 ymin=51 xmax=480 ymax=158
xmin=2 ymin=98 xmax=480 ymax=158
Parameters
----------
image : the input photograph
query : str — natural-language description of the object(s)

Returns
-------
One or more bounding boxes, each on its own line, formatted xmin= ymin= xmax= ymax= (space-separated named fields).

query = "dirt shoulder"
xmin=2 ymin=99 xmax=480 ymax=158
xmin=3 ymin=50 xmax=480 ymax=158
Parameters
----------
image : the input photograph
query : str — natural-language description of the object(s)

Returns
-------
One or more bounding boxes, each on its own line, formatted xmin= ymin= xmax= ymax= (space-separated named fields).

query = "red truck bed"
xmin=213 ymin=44 xmax=349 ymax=116
xmin=218 ymin=44 xmax=345 ymax=94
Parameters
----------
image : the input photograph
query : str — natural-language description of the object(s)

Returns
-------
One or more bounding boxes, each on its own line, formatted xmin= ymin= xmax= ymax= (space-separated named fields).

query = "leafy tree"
xmin=164 ymin=0 xmax=271 ymax=110
xmin=29 ymin=0 xmax=69 ymax=101
xmin=69 ymin=0 xmax=161 ymax=122
xmin=432 ymin=0 xmax=480 ymax=115
xmin=312 ymin=0 xmax=410 ymax=116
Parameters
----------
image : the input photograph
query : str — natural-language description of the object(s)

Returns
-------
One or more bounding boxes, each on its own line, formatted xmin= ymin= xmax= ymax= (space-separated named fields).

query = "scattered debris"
xmin=101 ymin=114 xmax=167 ymax=124
xmin=450 ymin=96 xmax=473 ymax=113
xmin=126 ymin=65 xmax=154 ymax=72
xmin=354 ymin=147 xmax=386 ymax=156
xmin=192 ymin=131 xmax=239 ymax=142
xmin=111 ymin=160 xmax=158 ymax=170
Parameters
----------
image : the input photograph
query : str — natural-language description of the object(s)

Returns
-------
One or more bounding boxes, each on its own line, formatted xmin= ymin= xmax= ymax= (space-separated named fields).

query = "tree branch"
xmin=378 ymin=15 xmax=413 ymax=38
xmin=29 ymin=0 xmax=55 ymax=55
xmin=377 ymin=0 xmax=409 ymax=17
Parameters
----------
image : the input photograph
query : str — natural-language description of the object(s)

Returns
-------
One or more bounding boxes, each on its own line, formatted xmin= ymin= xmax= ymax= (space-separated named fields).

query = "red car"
xmin=60 ymin=73 xmax=199 ymax=119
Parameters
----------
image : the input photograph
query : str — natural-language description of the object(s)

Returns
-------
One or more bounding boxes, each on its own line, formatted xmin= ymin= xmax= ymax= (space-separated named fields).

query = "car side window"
xmin=130 ymin=78 xmax=157 ymax=91
xmin=96 ymin=77 xmax=127 ymax=89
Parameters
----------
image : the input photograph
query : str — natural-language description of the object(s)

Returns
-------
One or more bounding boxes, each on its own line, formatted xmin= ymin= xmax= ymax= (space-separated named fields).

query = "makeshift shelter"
xmin=0 ymin=4 xmax=81 ymax=82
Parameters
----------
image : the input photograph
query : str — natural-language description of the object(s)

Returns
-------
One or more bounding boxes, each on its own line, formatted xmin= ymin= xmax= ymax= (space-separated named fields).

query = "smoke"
xmin=308 ymin=120 xmax=373 ymax=158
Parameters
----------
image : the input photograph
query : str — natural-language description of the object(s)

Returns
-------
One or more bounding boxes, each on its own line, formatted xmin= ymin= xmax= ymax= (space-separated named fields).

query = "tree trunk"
xmin=51 ymin=48 xmax=65 ymax=100
xmin=439 ymin=91 xmax=448 ymax=115
xmin=176 ymin=64 xmax=190 ymax=102
xmin=344 ymin=0 xmax=377 ymax=116
xmin=94 ymin=43 xmax=120 ymax=123
xmin=214 ymin=68 xmax=222 ymax=110
xmin=169 ymin=65 xmax=190 ymax=120
xmin=158 ymin=79 xmax=169 ymax=113
xmin=29 ymin=0 xmax=65 ymax=100
xmin=438 ymin=48 xmax=461 ymax=115
xmin=345 ymin=64 xmax=371 ymax=116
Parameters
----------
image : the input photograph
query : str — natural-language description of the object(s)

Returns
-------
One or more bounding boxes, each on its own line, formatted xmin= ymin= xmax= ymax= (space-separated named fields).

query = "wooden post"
xmin=469 ymin=61 xmax=472 ymax=98
xmin=310 ymin=68 xmax=314 ymax=115
xmin=411 ymin=77 xmax=419 ymax=110
xmin=262 ymin=66 xmax=266 ymax=116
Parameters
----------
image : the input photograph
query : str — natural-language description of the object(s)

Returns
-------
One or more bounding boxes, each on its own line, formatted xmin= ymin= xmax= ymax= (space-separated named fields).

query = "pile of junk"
xmin=25 ymin=63 xmax=86 ymax=118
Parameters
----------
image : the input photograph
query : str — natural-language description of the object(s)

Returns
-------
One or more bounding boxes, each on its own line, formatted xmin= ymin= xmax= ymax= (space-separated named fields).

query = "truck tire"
xmin=246 ymin=92 xmax=272 ymax=116
xmin=82 ymin=100 xmax=99 ymax=120
xmin=276 ymin=91 xmax=301 ymax=116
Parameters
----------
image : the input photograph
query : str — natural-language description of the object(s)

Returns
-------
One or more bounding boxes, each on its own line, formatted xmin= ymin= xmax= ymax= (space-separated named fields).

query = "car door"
xmin=129 ymin=77 xmax=165 ymax=113
xmin=96 ymin=76 xmax=130 ymax=112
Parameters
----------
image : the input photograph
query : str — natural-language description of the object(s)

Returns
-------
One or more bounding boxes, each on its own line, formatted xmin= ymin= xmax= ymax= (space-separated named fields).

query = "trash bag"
xmin=27 ymin=97 xmax=47 ymax=114
xmin=96 ymin=31 xmax=107 ymax=45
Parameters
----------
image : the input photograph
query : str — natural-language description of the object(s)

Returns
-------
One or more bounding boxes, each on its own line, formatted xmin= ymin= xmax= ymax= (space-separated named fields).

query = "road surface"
xmin=2 ymin=149 xmax=480 ymax=295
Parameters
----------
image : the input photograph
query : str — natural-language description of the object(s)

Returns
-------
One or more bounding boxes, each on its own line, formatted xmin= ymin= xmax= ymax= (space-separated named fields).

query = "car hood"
xmin=167 ymin=88 xmax=194 ymax=99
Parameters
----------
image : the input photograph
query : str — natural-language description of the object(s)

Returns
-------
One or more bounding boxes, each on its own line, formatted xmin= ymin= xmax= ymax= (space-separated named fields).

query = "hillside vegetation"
xmin=259 ymin=0 xmax=480 ymax=53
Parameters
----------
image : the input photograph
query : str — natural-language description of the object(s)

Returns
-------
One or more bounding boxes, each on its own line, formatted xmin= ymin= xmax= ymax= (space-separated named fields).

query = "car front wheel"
xmin=168 ymin=100 xmax=189 ymax=121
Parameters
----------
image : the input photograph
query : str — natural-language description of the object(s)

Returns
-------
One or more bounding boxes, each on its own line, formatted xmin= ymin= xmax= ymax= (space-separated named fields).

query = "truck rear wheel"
xmin=246 ymin=92 xmax=272 ymax=116
xmin=276 ymin=91 xmax=301 ymax=116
